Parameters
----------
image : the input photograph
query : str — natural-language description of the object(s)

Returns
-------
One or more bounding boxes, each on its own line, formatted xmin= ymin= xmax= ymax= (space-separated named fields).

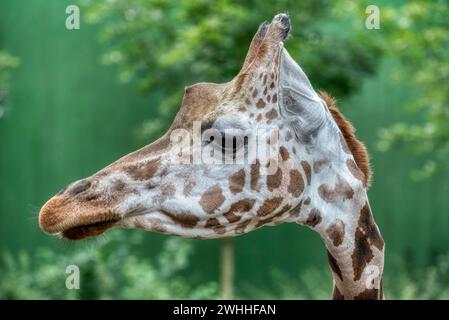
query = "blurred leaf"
xmin=0 ymin=50 xmax=20 ymax=117
xmin=376 ymin=0 xmax=449 ymax=177
xmin=0 ymin=231 xmax=217 ymax=299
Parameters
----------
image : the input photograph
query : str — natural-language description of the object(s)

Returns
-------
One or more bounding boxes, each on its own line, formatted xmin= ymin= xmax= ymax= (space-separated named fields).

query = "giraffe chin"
xmin=60 ymin=219 xmax=120 ymax=241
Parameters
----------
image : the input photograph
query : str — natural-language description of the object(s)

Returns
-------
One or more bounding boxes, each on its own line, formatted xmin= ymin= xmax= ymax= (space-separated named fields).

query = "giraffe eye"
xmin=221 ymin=134 xmax=250 ymax=156
xmin=205 ymin=133 xmax=248 ymax=155
xmin=202 ymin=127 xmax=249 ymax=158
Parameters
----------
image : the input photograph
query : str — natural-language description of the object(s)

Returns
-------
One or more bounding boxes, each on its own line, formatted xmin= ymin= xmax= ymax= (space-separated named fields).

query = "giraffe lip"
xmin=57 ymin=208 xmax=146 ymax=240
xmin=60 ymin=218 xmax=121 ymax=241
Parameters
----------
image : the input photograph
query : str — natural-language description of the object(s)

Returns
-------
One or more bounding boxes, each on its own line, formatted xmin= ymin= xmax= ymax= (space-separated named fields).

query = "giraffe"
xmin=38 ymin=13 xmax=384 ymax=300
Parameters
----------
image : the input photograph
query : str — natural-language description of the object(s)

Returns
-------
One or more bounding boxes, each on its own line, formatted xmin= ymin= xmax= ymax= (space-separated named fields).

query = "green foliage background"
xmin=0 ymin=0 xmax=448 ymax=299
xmin=0 ymin=51 xmax=19 ymax=117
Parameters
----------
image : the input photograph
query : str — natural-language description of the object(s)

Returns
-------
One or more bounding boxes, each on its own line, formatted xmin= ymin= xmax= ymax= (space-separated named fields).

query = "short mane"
xmin=319 ymin=91 xmax=371 ymax=187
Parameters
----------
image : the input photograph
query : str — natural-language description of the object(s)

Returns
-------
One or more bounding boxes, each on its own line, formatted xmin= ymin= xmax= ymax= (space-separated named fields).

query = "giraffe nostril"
xmin=67 ymin=179 xmax=92 ymax=196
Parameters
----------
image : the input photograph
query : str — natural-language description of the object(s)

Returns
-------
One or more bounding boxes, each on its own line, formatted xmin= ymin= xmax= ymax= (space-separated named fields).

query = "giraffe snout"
xmin=38 ymin=196 xmax=68 ymax=234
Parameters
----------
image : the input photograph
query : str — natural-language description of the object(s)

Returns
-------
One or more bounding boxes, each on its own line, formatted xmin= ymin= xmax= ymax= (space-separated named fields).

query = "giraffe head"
xmin=39 ymin=13 xmax=370 ymax=241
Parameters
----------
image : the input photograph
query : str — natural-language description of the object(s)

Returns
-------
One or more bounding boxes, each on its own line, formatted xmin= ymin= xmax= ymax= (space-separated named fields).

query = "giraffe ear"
xmin=278 ymin=48 xmax=326 ymax=143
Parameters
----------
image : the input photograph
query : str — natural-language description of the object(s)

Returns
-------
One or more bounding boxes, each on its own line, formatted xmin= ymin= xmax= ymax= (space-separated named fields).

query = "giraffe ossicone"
xmin=39 ymin=13 xmax=384 ymax=300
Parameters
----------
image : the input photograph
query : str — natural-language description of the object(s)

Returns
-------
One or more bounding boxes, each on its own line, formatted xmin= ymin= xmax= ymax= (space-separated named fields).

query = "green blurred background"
xmin=1 ymin=0 xmax=448 ymax=299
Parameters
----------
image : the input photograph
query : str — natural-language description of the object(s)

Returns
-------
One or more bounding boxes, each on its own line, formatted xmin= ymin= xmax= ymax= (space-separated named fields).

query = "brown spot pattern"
xmin=255 ymin=204 xmax=291 ymax=228
xmin=146 ymin=181 xmax=157 ymax=190
xmin=163 ymin=211 xmax=199 ymax=228
xmin=327 ymin=250 xmax=343 ymax=281
xmin=199 ymin=185 xmax=225 ymax=214
xmin=267 ymin=167 xmax=283 ymax=191
xmin=257 ymin=197 xmax=283 ymax=217
xmin=252 ymin=88 xmax=258 ymax=98
xmin=205 ymin=218 xmax=220 ymax=228
xmin=250 ymin=159 xmax=260 ymax=191
xmin=358 ymin=202 xmax=384 ymax=251
xmin=352 ymin=203 xmax=384 ymax=284
xmin=123 ymin=158 xmax=160 ymax=181
xmin=112 ymin=180 xmax=126 ymax=192
xmin=326 ymin=220 xmax=345 ymax=247
xmin=274 ymin=204 xmax=292 ymax=218
xmin=279 ymin=146 xmax=290 ymax=161
xmin=256 ymin=98 xmax=266 ymax=109
xmin=318 ymin=176 xmax=354 ymax=203
xmin=305 ymin=208 xmax=322 ymax=227
xmin=313 ymin=159 xmax=330 ymax=173
xmin=288 ymin=170 xmax=304 ymax=197
xmin=265 ymin=108 xmax=278 ymax=120
xmin=229 ymin=169 xmax=245 ymax=194
xmin=223 ymin=199 xmax=255 ymax=223
xmin=352 ymin=226 xmax=374 ymax=282
xmin=354 ymin=288 xmax=380 ymax=300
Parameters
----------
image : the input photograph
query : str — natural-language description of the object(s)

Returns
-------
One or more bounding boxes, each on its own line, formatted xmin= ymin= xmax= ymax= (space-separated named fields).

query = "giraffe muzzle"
xmin=38 ymin=175 xmax=124 ymax=240
xmin=38 ymin=193 xmax=122 ymax=240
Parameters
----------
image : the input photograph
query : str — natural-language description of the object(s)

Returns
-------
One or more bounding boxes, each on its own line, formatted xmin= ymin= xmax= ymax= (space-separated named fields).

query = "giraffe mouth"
xmin=39 ymin=190 xmax=125 ymax=240
xmin=60 ymin=218 xmax=121 ymax=240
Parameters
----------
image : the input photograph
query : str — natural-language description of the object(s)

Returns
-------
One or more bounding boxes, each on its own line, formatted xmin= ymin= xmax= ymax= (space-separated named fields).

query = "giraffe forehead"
xmin=172 ymin=57 xmax=282 ymax=129
xmin=171 ymin=83 xmax=224 ymax=129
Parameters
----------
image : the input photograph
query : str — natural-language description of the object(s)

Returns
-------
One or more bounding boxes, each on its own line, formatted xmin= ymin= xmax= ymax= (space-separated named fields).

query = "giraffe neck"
xmin=324 ymin=200 xmax=385 ymax=300
xmin=328 ymin=246 xmax=384 ymax=299
xmin=284 ymin=132 xmax=384 ymax=300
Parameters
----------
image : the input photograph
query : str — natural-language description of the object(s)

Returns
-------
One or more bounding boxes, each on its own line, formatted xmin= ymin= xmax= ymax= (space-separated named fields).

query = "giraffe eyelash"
xmin=204 ymin=134 xmax=249 ymax=155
